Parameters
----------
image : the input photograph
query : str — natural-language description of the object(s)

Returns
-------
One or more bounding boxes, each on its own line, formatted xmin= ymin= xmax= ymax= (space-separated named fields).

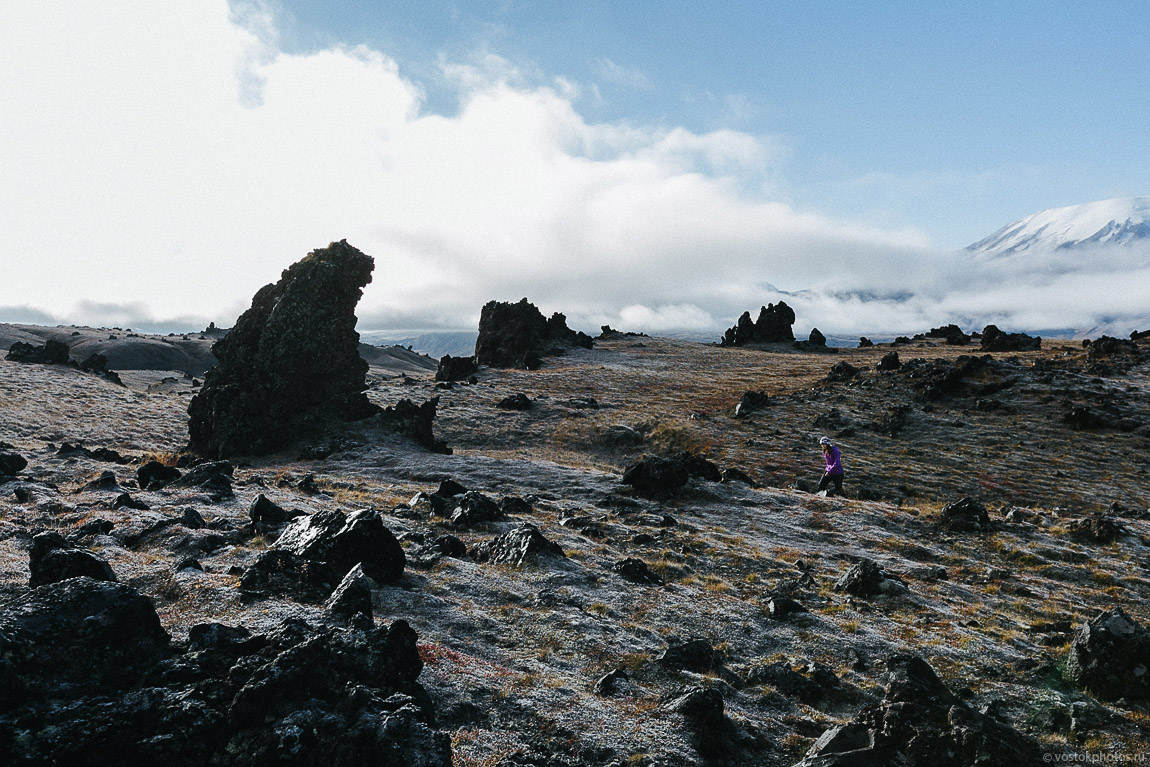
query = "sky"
xmin=2 ymin=1 xmax=1148 ymax=339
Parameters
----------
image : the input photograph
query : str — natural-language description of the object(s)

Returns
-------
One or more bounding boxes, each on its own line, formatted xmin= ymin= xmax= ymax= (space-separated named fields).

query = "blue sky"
xmin=1 ymin=1 xmax=1148 ymax=337
xmin=275 ymin=0 xmax=1150 ymax=247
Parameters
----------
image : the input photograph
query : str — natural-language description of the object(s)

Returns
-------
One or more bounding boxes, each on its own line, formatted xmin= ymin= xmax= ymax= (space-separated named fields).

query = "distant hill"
xmin=358 ymin=330 xmax=478 ymax=359
xmin=967 ymin=196 xmax=1150 ymax=257
xmin=0 ymin=323 xmax=437 ymax=377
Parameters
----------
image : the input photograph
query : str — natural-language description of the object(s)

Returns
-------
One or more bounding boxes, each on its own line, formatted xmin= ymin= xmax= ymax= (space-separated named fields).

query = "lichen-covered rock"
xmin=28 ymin=531 xmax=116 ymax=587
xmin=187 ymin=241 xmax=379 ymax=458
xmin=474 ymin=297 xmax=593 ymax=369
xmin=794 ymin=655 xmax=1045 ymax=766
xmin=324 ymin=563 xmax=374 ymax=624
xmin=379 ymin=397 xmax=451 ymax=454
xmin=275 ymin=508 xmax=405 ymax=585
xmin=435 ymin=354 xmax=477 ymax=382
xmin=1066 ymin=607 xmax=1150 ymax=702
xmin=472 ymin=523 xmax=565 ymax=566
xmin=833 ymin=558 xmax=905 ymax=598
xmin=939 ymin=496 xmax=991 ymax=532
xmin=137 ymin=459 xmax=181 ymax=490
xmin=167 ymin=460 xmax=234 ymax=500
xmin=0 ymin=577 xmax=171 ymax=706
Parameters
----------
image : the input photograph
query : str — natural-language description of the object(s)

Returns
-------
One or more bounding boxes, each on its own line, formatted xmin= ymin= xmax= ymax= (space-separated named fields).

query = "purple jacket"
xmin=823 ymin=445 xmax=844 ymax=475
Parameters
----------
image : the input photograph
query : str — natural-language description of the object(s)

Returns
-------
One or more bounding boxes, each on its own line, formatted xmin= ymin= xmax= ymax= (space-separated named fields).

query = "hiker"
xmin=816 ymin=436 xmax=844 ymax=496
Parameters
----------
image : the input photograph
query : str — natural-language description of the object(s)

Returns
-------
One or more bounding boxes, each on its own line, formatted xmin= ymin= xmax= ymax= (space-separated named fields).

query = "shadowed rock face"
xmin=474 ymin=298 xmax=593 ymax=369
xmin=187 ymin=241 xmax=378 ymax=457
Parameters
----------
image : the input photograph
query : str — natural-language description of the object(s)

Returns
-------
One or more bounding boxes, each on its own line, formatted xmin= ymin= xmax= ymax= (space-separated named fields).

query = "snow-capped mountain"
xmin=966 ymin=196 xmax=1150 ymax=257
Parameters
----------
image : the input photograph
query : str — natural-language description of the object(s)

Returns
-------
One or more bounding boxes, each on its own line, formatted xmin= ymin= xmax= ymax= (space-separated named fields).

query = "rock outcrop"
xmin=28 ymin=531 xmax=117 ymax=587
xmin=474 ymin=298 xmax=593 ymax=368
xmin=187 ymin=241 xmax=379 ymax=458
xmin=980 ymin=324 xmax=1041 ymax=351
xmin=720 ymin=302 xmax=796 ymax=346
xmin=1066 ymin=607 xmax=1150 ymax=702
xmin=621 ymin=452 xmax=721 ymax=499
xmin=0 ymin=577 xmax=451 ymax=765
xmin=795 ymin=655 xmax=1044 ymax=766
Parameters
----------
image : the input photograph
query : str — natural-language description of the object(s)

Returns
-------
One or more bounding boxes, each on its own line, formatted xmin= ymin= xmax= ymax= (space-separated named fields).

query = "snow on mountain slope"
xmin=966 ymin=196 xmax=1150 ymax=257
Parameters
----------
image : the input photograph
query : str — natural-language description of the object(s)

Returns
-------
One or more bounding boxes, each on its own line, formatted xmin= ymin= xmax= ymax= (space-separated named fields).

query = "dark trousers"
xmin=817 ymin=472 xmax=843 ymax=496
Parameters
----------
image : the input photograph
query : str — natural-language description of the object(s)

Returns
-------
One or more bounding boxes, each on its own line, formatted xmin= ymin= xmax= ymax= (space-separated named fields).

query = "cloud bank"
xmin=1 ymin=1 xmax=1146 ymax=341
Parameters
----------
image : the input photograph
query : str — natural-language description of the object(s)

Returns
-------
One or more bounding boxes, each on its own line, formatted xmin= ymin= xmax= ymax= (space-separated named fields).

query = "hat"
xmin=819 ymin=436 xmax=832 ymax=445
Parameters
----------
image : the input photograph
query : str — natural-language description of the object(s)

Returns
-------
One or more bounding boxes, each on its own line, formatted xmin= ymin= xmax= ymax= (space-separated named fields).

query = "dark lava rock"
xmin=766 ymin=595 xmax=808 ymax=619
xmin=794 ymin=655 xmax=1045 ymax=766
xmin=168 ymin=460 xmax=234 ymax=500
xmin=897 ymin=354 xmax=1005 ymax=401
xmin=858 ymin=337 xmax=874 ymax=347
xmin=28 ymin=531 xmax=117 ymax=587
xmin=56 ymin=442 xmax=131 ymax=463
xmin=939 ymin=496 xmax=991 ymax=532
xmin=248 ymin=493 xmax=295 ymax=528
xmin=6 ymin=339 xmax=70 ymax=364
xmin=980 ymin=324 xmax=1041 ymax=352
xmin=472 ymin=523 xmax=565 ymax=566
xmin=379 ymin=397 xmax=451 ymax=454
xmin=1064 ymin=405 xmax=1116 ymax=430
xmin=806 ymin=327 xmax=827 ymax=347
xmin=433 ymin=535 xmax=467 ymax=558
xmin=435 ymin=353 xmax=478 ymax=382
xmin=656 ymin=639 xmax=722 ymax=673
xmin=0 ymin=576 xmax=171 ymax=706
xmin=496 ymin=393 xmax=534 ymax=410
xmin=876 ymin=351 xmax=901 ymax=371
xmin=826 ymin=361 xmax=860 ymax=382
xmin=113 ymin=493 xmax=149 ymax=510
xmin=1086 ymin=335 xmax=1140 ymax=363
xmin=1066 ymin=607 xmax=1150 ymax=702
xmin=474 ymin=297 xmax=593 ymax=368
xmin=0 ymin=452 xmax=27 ymax=476
xmin=593 ymin=668 xmax=630 ymax=696
xmin=275 ymin=508 xmax=405 ymax=585
xmin=324 ymin=563 xmax=374 ymax=624
xmin=1065 ymin=514 xmax=1125 ymax=543
xmin=734 ymin=390 xmax=771 ymax=417
xmin=187 ymin=240 xmax=379 ymax=458
xmin=662 ymin=686 xmax=739 ymax=760
xmin=83 ymin=469 xmax=120 ymax=491
xmin=926 ymin=324 xmax=970 ymax=345
xmin=448 ymin=491 xmax=506 ymax=528
xmin=2 ymin=610 xmax=448 ymax=766
xmin=833 ymin=558 xmax=905 ymax=598
xmin=239 ymin=550 xmax=335 ymax=602
xmin=611 ymin=557 xmax=665 ymax=585
xmin=180 ymin=507 xmax=207 ymax=529
xmin=138 ymin=459 xmax=181 ymax=490
xmin=621 ymin=451 xmax=721 ymax=499
xmin=720 ymin=302 xmax=796 ymax=346
xmin=436 ymin=478 xmax=467 ymax=497
xmin=746 ymin=662 xmax=821 ymax=703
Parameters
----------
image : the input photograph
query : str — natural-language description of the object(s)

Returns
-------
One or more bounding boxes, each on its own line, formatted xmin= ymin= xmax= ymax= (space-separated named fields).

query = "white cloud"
xmin=1 ymin=1 xmax=1144 ymax=342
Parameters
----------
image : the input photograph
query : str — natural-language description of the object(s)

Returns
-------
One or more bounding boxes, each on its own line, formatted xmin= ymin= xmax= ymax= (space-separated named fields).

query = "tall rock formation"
xmin=720 ymin=301 xmax=796 ymax=346
xmin=187 ymin=241 xmax=378 ymax=458
xmin=474 ymin=298 xmax=593 ymax=368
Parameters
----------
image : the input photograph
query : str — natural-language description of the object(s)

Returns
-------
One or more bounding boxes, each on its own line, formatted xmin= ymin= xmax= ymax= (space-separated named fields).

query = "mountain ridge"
xmin=967 ymin=196 xmax=1150 ymax=257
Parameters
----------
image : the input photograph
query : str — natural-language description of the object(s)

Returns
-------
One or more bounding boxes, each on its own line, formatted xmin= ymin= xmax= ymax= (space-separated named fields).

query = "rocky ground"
xmin=1 ymin=330 xmax=1148 ymax=765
